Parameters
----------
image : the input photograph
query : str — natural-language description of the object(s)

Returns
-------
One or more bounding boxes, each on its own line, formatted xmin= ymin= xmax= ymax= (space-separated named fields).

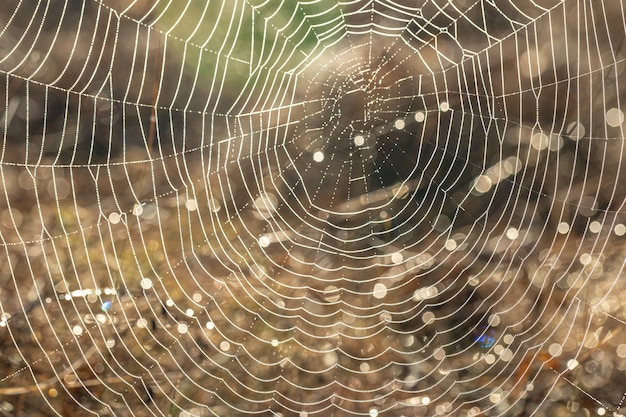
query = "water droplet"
xmin=548 ymin=343 xmax=562 ymax=356
xmin=500 ymin=348 xmax=513 ymax=362
xmin=606 ymin=108 xmax=624 ymax=127
xmin=259 ymin=235 xmax=271 ymax=248
xmin=132 ymin=203 xmax=144 ymax=216
xmin=566 ymin=359 xmax=579 ymax=370
xmin=185 ymin=199 xmax=197 ymax=211
xmin=253 ymin=194 xmax=278 ymax=218
xmin=489 ymin=390 xmax=501 ymax=403
xmin=140 ymin=278 xmax=153 ymax=290
xmin=506 ymin=227 xmax=519 ymax=240
xmin=503 ymin=156 xmax=522 ymax=174
xmin=208 ymin=198 xmax=221 ymax=212
xmin=323 ymin=286 xmax=341 ymax=302
xmin=579 ymin=253 xmax=592 ymax=265
xmin=579 ymin=196 xmax=598 ymax=217
xmin=109 ymin=212 xmax=121 ymax=224
xmin=440 ymin=101 xmax=450 ymax=112
xmin=353 ymin=135 xmax=365 ymax=146
xmin=433 ymin=347 xmax=446 ymax=360
xmin=313 ymin=151 xmax=324 ymax=162
xmin=589 ymin=221 xmax=602 ymax=233
xmin=414 ymin=111 xmax=425 ymax=122
xmin=558 ymin=222 xmax=570 ymax=234
xmin=394 ymin=119 xmax=405 ymax=130
xmin=413 ymin=286 xmax=439 ymax=301
xmin=468 ymin=407 xmax=482 ymax=417
xmin=422 ymin=311 xmax=435 ymax=324
xmin=101 ymin=301 xmax=113 ymax=312
xmin=531 ymin=132 xmax=550 ymax=150
xmin=445 ymin=239 xmax=457 ymax=251
xmin=548 ymin=134 xmax=563 ymax=151
xmin=473 ymin=175 xmax=492 ymax=193
xmin=391 ymin=252 xmax=403 ymax=264
xmin=323 ymin=352 xmax=337 ymax=366
xmin=1 ymin=313 xmax=12 ymax=324
xmin=372 ymin=283 xmax=387 ymax=299
xmin=566 ymin=122 xmax=585 ymax=140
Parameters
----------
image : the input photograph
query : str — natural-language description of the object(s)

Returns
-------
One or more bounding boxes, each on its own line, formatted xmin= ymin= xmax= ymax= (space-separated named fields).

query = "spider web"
xmin=1 ymin=0 xmax=626 ymax=416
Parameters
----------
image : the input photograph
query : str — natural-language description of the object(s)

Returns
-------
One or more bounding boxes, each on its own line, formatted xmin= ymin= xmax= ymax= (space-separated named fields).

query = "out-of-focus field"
xmin=1 ymin=1 xmax=626 ymax=416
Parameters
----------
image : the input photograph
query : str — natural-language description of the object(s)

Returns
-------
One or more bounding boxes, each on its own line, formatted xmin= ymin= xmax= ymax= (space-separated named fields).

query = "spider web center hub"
xmin=284 ymin=44 xmax=423 ymax=217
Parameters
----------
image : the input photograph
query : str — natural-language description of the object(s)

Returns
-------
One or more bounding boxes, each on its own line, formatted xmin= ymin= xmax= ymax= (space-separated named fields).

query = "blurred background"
xmin=1 ymin=1 xmax=626 ymax=416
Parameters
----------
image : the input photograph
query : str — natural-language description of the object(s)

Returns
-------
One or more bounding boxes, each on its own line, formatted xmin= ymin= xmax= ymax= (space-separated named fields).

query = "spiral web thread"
xmin=1 ymin=0 xmax=626 ymax=416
